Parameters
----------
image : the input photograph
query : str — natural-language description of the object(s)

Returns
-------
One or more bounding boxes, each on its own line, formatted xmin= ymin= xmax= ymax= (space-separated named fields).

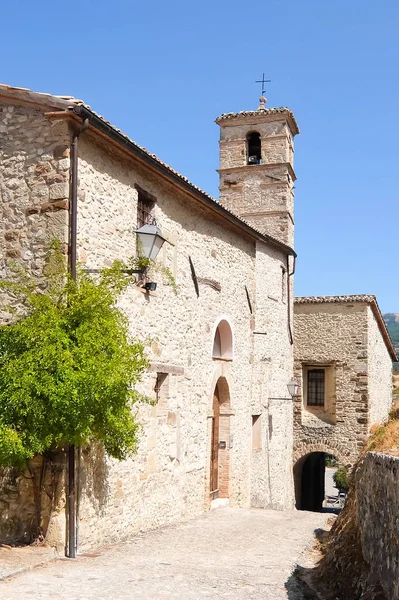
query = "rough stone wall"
xmin=356 ymin=452 xmax=399 ymax=600
xmin=0 ymin=468 xmax=36 ymax=544
xmin=367 ymin=306 xmax=393 ymax=427
xmin=293 ymin=302 xmax=371 ymax=467
xmin=0 ymin=101 xmax=70 ymax=299
xmin=0 ymin=100 xmax=295 ymax=549
xmin=250 ymin=243 xmax=294 ymax=509
xmin=74 ymin=133 xmax=294 ymax=550
xmin=0 ymin=102 xmax=70 ymax=542
xmin=218 ymin=115 xmax=295 ymax=247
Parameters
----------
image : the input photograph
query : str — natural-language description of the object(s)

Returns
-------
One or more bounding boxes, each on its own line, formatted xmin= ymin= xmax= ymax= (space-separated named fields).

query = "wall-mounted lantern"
xmin=135 ymin=221 xmax=167 ymax=262
xmin=134 ymin=220 xmax=166 ymax=290
xmin=287 ymin=378 xmax=299 ymax=398
xmin=85 ymin=221 xmax=166 ymax=293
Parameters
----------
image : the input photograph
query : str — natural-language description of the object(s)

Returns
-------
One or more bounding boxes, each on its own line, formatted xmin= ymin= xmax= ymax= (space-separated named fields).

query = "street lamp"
xmin=287 ymin=378 xmax=299 ymax=398
xmin=135 ymin=221 xmax=167 ymax=262
xmin=85 ymin=221 xmax=166 ymax=291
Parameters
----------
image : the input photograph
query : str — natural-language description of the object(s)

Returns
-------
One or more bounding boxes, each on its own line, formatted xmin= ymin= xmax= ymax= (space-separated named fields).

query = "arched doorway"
xmin=209 ymin=378 xmax=231 ymax=502
xmin=294 ymin=452 xmax=341 ymax=511
xmin=294 ymin=452 xmax=325 ymax=511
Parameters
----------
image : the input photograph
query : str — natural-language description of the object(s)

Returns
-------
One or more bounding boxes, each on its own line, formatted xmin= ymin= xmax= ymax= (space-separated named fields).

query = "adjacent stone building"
xmin=0 ymin=85 xmax=299 ymax=550
xmin=293 ymin=295 xmax=396 ymax=509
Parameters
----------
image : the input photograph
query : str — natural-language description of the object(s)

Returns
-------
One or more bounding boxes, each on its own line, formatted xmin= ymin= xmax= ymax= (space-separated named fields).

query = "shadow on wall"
xmin=79 ymin=443 xmax=111 ymax=515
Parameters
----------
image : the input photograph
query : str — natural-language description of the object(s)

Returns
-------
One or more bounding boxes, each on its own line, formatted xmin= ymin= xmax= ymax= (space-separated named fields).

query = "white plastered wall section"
xmin=367 ymin=305 xmax=393 ymax=427
xmin=74 ymin=134 xmax=293 ymax=549
xmin=250 ymin=241 xmax=294 ymax=510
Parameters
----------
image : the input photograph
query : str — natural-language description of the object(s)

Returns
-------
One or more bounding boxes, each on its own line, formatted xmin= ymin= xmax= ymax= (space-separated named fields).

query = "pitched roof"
xmin=0 ymin=83 xmax=296 ymax=258
xmin=295 ymin=294 xmax=377 ymax=305
xmin=295 ymin=295 xmax=397 ymax=361
xmin=216 ymin=106 xmax=300 ymax=135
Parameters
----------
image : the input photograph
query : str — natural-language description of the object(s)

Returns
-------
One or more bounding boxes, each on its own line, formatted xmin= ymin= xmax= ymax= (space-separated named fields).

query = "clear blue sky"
xmin=1 ymin=0 xmax=398 ymax=312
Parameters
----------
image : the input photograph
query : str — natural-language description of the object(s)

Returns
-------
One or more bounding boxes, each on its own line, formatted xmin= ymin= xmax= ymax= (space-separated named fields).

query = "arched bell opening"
xmin=246 ymin=131 xmax=262 ymax=165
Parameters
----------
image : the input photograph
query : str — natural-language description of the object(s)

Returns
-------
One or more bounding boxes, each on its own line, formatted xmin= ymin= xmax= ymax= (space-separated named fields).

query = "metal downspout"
xmin=67 ymin=117 xmax=89 ymax=558
xmin=287 ymin=254 xmax=296 ymax=346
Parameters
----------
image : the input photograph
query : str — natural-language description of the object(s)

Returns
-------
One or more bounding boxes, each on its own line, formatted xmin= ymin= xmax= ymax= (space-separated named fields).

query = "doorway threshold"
xmin=210 ymin=498 xmax=229 ymax=510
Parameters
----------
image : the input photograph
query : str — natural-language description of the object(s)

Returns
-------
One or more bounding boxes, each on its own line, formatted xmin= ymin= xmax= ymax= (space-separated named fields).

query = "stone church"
xmin=0 ymin=84 xmax=394 ymax=551
xmin=0 ymin=85 xmax=299 ymax=550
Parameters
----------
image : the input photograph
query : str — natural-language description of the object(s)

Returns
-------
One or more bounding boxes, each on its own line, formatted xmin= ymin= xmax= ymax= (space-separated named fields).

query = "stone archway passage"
xmin=294 ymin=452 xmax=326 ymax=511
xmin=209 ymin=378 xmax=231 ymax=501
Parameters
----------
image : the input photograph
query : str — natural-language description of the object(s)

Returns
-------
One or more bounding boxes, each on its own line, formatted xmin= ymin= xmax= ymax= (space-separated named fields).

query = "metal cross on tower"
xmin=255 ymin=73 xmax=271 ymax=96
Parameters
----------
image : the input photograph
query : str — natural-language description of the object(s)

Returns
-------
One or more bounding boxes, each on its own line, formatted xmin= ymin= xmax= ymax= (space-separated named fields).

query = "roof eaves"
xmin=69 ymin=104 xmax=296 ymax=258
xmin=215 ymin=107 xmax=300 ymax=135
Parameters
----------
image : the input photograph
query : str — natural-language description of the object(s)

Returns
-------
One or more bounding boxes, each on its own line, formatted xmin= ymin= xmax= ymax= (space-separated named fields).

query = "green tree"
xmin=0 ymin=246 xmax=147 ymax=494
xmin=333 ymin=466 xmax=350 ymax=492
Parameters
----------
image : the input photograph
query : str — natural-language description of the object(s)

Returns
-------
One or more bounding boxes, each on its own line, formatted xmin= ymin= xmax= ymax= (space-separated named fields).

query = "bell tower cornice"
xmin=215 ymin=106 xmax=299 ymax=137
xmin=217 ymin=161 xmax=297 ymax=182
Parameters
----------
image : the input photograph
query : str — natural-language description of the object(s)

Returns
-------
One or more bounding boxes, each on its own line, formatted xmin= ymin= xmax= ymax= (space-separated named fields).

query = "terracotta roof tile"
xmin=295 ymin=295 xmax=377 ymax=304
xmin=216 ymin=107 xmax=299 ymax=135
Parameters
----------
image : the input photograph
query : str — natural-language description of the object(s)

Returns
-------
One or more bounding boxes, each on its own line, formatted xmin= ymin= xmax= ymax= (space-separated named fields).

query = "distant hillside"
xmin=383 ymin=314 xmax=399 ymax=371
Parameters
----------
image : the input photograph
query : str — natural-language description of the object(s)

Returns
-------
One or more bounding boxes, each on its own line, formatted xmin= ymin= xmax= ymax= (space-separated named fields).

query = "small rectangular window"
xmin=137 ymin=193 xmax=155 ymax=229
xmin=135 ymin=184 xmax=156 ymax=229
xmin=307 ymin=369 xmax=325 ymax=406
xmin=252 ymin=415 xmax=262 ymax=450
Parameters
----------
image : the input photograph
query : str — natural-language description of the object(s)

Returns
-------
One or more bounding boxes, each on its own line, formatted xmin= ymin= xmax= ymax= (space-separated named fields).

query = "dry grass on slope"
xmin=366 ymin=408 xmax=399 ymax=456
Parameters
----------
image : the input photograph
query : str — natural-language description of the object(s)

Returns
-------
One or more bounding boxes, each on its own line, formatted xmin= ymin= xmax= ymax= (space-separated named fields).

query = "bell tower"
xmin=216 ymin=96 xmax=299 ymax=247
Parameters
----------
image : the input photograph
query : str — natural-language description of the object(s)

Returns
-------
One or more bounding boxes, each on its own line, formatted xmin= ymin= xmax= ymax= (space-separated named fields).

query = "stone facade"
xmin=356 ymin=452 xmax=399 ymax=600
xmin=0 ymin=100 xmax=70 ymax=316
xmin=216 ymin=103 xmax=299 ymax=247
xmin=0 ymin=85 xmax=296 ymax=550
xmin=293 ymin=296 xmax=395 ymax=478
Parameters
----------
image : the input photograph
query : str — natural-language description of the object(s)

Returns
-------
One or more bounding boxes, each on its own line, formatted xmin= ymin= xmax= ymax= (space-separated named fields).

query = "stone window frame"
xmin=302 ymin=363 xmax=336 ymax=424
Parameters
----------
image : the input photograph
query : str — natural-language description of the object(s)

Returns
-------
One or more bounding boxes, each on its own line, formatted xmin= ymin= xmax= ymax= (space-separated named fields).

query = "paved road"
xmin=0 ymin=508 xmax=329 ymax=600
xmin=325 ymin=467 xmax=338 ymax=498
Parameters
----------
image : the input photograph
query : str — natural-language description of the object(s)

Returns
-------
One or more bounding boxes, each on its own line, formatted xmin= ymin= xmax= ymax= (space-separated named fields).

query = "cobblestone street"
xmin=0 ymin=508 xmax=329 ymax=599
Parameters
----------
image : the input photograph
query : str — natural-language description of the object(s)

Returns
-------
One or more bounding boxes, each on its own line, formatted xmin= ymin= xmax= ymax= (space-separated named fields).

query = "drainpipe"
xmin=67 ymin=116 xmax=89 ymax=558
xmin=287 ymin=254 xmax=296 ymax=346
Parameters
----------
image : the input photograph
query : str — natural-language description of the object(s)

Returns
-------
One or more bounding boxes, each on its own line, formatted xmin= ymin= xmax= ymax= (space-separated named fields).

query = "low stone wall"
xmin=356 ymin=452 xmax=399 ymax=600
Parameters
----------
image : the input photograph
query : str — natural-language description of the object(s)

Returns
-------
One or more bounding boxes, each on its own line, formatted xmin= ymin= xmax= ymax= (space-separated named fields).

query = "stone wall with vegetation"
xmin=0 ymin=94 xmax=296 ymax=550
xmin=0 ymin=100 xmax=70 ymax=544
xmin=356 ymin=452 xmax=399 ymax=600
xmin=317 ymin=450 xmax=399 ymax=600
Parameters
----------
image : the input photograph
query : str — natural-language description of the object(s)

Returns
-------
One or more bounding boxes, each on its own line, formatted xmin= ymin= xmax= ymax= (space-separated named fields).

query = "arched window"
xmin=212 ymin=319 xmax=233 ymax=360
xmin=247 ymin=131 xmax=262 ymax=165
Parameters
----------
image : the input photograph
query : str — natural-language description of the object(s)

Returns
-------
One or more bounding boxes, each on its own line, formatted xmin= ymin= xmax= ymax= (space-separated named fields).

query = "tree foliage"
xmin=0 ymin=246 xmax=148 ymax=468
xmin=333 ymin=466 xmax=350 ymax=492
